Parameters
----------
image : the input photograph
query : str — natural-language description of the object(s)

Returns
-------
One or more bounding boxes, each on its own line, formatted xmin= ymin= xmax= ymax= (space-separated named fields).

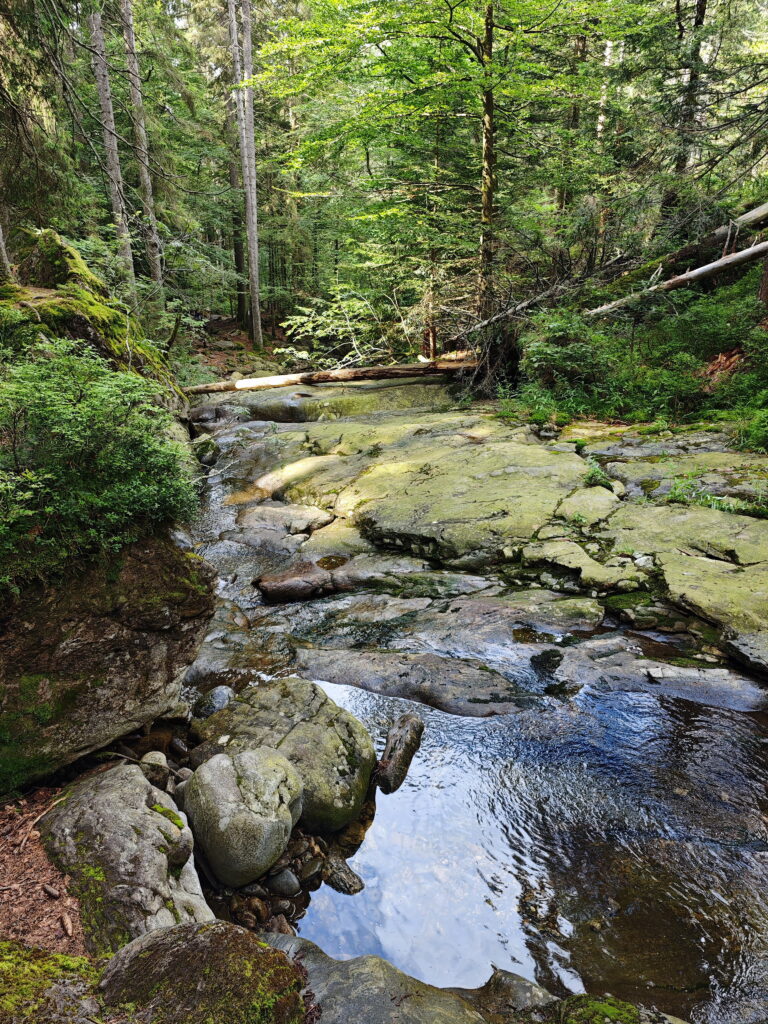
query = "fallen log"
xmin=183 ymin=359 xmax=477 ymax=395
xmin=585 ymin=239 xmax=768 ymax=318
xmin=375 ymin=713 xmax=425 ymax=795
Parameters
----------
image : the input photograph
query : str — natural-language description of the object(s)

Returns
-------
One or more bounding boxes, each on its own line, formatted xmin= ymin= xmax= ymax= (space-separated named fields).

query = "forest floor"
xmin=0 ymin=786 xmax=85 ymax=955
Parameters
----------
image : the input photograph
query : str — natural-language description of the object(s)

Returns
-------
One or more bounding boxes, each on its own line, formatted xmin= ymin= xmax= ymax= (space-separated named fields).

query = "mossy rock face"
xmin=15 ymin=229 xmax=107 ymax=294
xmin=4 ymin=229 xmax=175 ymax=392
xmin=101 ymin=922 xmax=306 ymax=1024
xmin=0 ymin=940 xmax=99 ymax=1024
xmin=0 ymin=537 xmax=214 ymax=796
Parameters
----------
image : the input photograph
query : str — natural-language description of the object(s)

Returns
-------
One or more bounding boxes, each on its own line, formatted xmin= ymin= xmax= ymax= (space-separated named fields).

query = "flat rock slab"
xmin=295 ymin=647 xmax=527 ymax=716
xmin=41 ymin=764 xmax=213 ymax=955
xmin=205 ymin=377 xmax=457 ymax=422
xmin=192 ymin=677 xmax=375 ymax=832
xmin=0 ymin=538 xmax=214 ymax=795
xmin=604 ymin=451 xmax=768 ymax=502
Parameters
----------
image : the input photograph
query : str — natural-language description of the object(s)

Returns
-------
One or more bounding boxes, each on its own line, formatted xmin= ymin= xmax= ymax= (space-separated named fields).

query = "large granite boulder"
xmin=192 ymin=677 xmax=375 ymax=832
xmin=0 ymin=537 xmax=214 ymax=795
xmin=41 ymin=765 xmax=213 ymax=955
xmin=184 ymin=749 xmax=303 ymax=887
xmin=100 ymin=922 xmax=306 ymax=1024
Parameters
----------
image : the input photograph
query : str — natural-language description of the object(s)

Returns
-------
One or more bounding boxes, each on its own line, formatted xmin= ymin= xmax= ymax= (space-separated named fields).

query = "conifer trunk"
xmin=227 ymin=0 xmax=263 ymax=348
xmin=88 ymin=10 xmax=136 ymax=304
xmin=120 ymin=0 xmax=163 ymax=302
xmin=477 ymin=3 xmax=495 ymax=318
xmin=225 ymin=101 xmax=248 ymax=327
xmin=0 ymin=220 xmax=12 ymax=282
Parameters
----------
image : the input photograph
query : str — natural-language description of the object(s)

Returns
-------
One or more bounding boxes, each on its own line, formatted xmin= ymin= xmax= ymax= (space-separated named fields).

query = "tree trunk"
xmin=120 ymin=0 xmax=163 ymax=303
xmin=477 ymin=3 xmax=495 ymax=319
xmin=237 ymin=0 xmax=264 ymax=348
xmin=183 ymin=359 xmax=477 ymax=394
xmin=660 ymin=0 xmax=708 ymax=217
xmin=585 ymin=239 xmax=768 ymax=317
xmin=225 ymin=101 xmax=248 ymax=327
xmin=759 ymin=257 xmax=768 ymax=309
xmin=0 ymin=219 xmax=13 ymax=282
xmin=88 ymin=10 xmax=136 ymax=304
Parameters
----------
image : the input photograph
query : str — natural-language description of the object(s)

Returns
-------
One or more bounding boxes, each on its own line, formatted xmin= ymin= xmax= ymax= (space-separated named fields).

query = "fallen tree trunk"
xmin=585 ymin=239 xmax=768 ymax=318
xmin=183 ymin=360 xmax=477 ymax=395
xmin=630 ymin=200 xmax=768 ymax=283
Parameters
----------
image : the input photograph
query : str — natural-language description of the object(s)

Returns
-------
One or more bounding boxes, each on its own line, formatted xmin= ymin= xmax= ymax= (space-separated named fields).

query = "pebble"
xmin=266 ymin=869 xmax=301 ymax=897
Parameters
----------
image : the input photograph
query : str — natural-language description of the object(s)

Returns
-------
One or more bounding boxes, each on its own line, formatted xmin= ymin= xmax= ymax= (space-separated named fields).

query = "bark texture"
xmin=88 ymin=10 xmax=136 ymax=303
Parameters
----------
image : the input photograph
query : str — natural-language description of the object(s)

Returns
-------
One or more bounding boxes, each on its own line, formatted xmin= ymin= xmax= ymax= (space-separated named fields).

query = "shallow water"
xmin=300 ymin=682 xmax=768 ymax=1022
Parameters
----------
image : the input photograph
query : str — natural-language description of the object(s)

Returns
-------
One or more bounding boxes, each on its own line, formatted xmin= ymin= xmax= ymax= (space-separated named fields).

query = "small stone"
xmin=267 ymin=869 xmax=301 ymax=897
xmin=139 ymin=751 xmax=171 ymax=791
xmin=299 ymin=856 xmax=324 ymax=882
xmin=194 ymin=685 xmax=236 ymax=720
xmin=240 ymin=882 xmax=267 ymax=898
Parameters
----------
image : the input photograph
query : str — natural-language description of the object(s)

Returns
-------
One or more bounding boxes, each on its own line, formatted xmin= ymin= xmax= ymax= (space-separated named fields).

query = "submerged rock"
xmin=0 ymin=538 xmax=214 ymax=795
xmin=41 ymin=764 xmax=213 ymax=954
xmin=101 ymin=921 xmax=306 ymax=1024
xmin=193 ymin=677 xmax=375 ymax=832
xmin=184 ymin=749 xmax=303 ymax=887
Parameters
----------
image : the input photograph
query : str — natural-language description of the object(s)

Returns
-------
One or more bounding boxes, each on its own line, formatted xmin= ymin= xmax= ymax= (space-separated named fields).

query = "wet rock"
xmin=266 ymin=935 xmax=487 ymax=1023
xmin=184 ymin=749 xmax=303 ymax=888
xmin=724 ymin=630 xmax=768 ymax=676
xmin=447 ymin=966 xmax=556 ymax=1014
xmin=267 ymin=868 xmax=302 ymax=897
xmin=139 ymin=750 xmax=171 ymax=791
xmin=376 ymin=713 xmax=425 ymax=794
xmin=551 ymin=635 xmax=768 ymax=711
xmin=100 ymin=921 xmax=305 ymax=1024
xmin=295 ymin=647 xmax=527 ymax=716
xmin=193 ymin=684 xmax=236 ymax=719
xmin=41 ymin=764 xmax=213 ymax=954
xmin=0 ymin=537 xmax=214 ymax=795
xmin=193 ymin=677 xmax=376 ymax=832
xmin=321 ymin=848 xmax=365 ymax=894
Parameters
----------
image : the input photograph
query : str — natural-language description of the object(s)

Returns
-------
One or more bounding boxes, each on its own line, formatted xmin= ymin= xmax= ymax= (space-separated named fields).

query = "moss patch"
xmin=0 ymin=940 xmax=98 ymax=1023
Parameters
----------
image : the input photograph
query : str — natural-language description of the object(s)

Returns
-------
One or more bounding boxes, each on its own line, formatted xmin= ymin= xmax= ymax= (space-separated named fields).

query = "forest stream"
xmin=180 ymin=374 xmax=768 ymax=1024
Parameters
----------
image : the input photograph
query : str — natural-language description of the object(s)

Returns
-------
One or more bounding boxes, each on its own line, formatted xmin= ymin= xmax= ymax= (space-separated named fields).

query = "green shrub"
xmin=0 ymin=342 xmax=198 ymax=593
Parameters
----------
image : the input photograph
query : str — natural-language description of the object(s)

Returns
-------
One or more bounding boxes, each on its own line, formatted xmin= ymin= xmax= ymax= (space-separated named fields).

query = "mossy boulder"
xmin=0 ymin=537 xmax=214 ymax=795
xmin=192 ymin=677 xmax=375 ymax=833
xmin=536 ymin=994 xmax=676 ymax=1024
xmin=41 ymin=764 xmax=213 ymax=956
xmin=2 ymin=229 xmax=175 ymax=392
xmin=100 ymin=922 xmax=306 ymax=1024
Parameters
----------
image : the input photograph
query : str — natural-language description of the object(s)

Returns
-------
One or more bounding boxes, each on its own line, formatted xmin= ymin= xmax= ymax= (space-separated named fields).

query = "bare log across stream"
xmin=183 ymin=359 xmax=477 ymax=395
